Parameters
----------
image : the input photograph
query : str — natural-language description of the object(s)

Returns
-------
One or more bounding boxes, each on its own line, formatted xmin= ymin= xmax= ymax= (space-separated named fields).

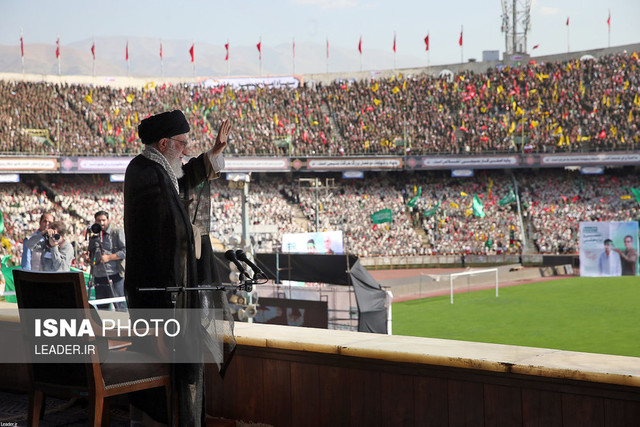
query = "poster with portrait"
xmin=281 ymin=230 xmax=344 ymax=254
xmin=579 ymin=221 xmax=639 ymax=277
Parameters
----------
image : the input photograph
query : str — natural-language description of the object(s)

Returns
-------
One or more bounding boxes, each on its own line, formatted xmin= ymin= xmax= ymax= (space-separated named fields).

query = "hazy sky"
xmin=1 ymin=0 xmax=639 ymax=68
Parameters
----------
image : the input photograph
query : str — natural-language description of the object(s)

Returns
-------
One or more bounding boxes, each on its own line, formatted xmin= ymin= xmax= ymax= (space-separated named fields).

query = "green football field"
xmin=392 ymin=276 xmax=640 ymax=358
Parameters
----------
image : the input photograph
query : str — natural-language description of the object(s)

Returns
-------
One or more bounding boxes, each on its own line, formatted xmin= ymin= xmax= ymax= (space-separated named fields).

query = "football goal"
xmin=449 ymin=268 xmax=499 ymax=304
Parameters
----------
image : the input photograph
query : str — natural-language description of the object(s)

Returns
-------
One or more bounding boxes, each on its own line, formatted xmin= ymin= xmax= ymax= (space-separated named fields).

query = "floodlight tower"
xmin=501 ymin=0 xmax=532 ymax=55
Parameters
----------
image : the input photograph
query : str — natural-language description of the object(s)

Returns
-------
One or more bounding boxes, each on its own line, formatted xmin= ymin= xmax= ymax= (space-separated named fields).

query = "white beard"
xmin=165 ymin=142 xmax=185 ymax=179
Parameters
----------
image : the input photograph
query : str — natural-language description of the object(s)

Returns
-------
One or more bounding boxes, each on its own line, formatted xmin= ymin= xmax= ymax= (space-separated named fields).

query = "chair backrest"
xmin=12 ymin=270 xmax=102 ymax=392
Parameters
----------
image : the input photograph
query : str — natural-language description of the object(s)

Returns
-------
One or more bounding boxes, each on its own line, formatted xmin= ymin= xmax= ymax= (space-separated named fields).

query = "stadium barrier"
xmin=360 ymin=253 xmax=553 ymax=269
xmin=205 ymin=323 xmax=640 ymax=425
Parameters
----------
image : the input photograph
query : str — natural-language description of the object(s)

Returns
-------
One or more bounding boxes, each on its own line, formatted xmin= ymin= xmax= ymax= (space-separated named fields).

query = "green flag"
xmin=498 ymin=188 xmax=516 ymax=206
xmin=0 ymin=210 xmax=4 ymax=234
xmin=472 ymin=195 xmax=485 ymax=218
xmin=407 ymin=186 xmax=422 ymax=208
xmin=371 ymin=209 xmax=393 ymax=224
xmin=631 ymin=187 xmax=640 ymax=203
xmin=423 ymin=202 xmax=440 ymax=217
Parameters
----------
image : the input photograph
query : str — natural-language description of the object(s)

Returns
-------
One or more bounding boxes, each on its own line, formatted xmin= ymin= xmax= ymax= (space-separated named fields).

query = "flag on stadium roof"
xmin=424 ymin=34 xmax=429 ymax=51
xmin=189 ymin=43 xmax=194 ymax=62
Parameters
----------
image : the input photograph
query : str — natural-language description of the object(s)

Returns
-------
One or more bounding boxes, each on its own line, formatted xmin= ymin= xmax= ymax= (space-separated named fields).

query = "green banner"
xmin=0 ymin=210 xmax=4 ymax=234
xmin=0 ymin=255 xmax=17 ymax=303
xmin=472 ymin=195 xmax=485 ymax=218
xmin=407 ymin=186 xmax=422 ymax=208
xmin=632 ymin=187 xmax=640 ymax=203
xmin=499 ymin=188 xmax=516 ymax=206
xmin=371 ymin=209 xmax=393 ymax=224
xmin=423 ymin=202 xmax=440 ymax=217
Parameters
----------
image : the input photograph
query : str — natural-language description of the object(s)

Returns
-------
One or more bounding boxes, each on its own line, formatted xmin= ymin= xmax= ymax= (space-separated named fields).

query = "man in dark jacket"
xmin=124 ymin=110 xmax=230 ymax=426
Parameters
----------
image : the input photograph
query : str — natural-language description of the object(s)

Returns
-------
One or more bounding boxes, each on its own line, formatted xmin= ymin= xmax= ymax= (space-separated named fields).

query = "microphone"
xmin=225 ymin=249 xmax=249 ymax=280
xmin=235 ymin=250 xmax=266 ymax=278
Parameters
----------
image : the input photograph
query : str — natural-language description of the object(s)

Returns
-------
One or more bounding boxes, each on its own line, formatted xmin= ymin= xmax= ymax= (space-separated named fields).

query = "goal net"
xmin=448 ymin=268 xmax=499 ymax=304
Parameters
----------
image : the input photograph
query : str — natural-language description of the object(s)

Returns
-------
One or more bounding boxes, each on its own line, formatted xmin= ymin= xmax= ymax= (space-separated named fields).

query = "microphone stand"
xmin=136 ymin=277 xmax=261 ymax=426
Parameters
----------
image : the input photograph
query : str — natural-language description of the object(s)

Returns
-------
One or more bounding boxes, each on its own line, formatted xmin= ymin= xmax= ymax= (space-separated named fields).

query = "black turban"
xmin=138 ymin=110 xmax=190 ymax=144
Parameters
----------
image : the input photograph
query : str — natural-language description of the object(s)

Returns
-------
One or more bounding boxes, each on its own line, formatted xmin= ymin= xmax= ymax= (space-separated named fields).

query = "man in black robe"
xmin=124 ymin=110 xmax=230 ymax=426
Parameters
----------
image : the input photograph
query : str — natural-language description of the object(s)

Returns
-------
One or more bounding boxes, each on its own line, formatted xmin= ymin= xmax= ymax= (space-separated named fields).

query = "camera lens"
xmin=90 ymin=223 xmax=102 ymax=234
xmin=52 ymin=233 xmax=61 ymax=242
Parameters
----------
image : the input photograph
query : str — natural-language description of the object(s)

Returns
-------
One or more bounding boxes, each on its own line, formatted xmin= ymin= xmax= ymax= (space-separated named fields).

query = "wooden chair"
xmin=13 ymin=270 xmax=171 ymax=426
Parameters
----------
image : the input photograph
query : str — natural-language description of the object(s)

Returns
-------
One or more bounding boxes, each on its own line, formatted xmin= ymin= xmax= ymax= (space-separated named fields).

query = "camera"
xmin=45 ymin=232 xmax=61 ymax=247
xmin=89 ymin=223 xmax=103 ymax=234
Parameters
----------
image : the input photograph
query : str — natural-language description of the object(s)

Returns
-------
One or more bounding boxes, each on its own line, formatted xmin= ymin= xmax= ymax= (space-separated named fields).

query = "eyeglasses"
xmin=166 ymin=137 xmax=189 ymax=148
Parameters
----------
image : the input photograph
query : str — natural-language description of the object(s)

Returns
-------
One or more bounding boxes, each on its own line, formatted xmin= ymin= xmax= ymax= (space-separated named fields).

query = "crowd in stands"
xmin=296 ymin=176 xmax=425 ymax=256
xmin=1 ymin=51 xmax=639 ymax=157
xmin=519 ymin=169 xmax=640 ymax=254
xmin=415 ymin=173 xmax=522 ymax=255
xmin=0 ymin=176 xmax=124 ymax=270
xmin=2 ymin=171 xmax=638 ymax=277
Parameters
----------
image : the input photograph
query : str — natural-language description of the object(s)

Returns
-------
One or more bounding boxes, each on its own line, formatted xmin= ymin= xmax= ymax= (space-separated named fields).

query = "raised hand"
xmin=212 ymin=119 xmax=231 ymax=156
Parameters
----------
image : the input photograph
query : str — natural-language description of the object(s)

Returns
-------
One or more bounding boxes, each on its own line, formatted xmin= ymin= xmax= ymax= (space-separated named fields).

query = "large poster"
xmin=281 ymin=231 xmax=344 ymax=254
xmin=579 ymin=222 xmax=639 ymax=277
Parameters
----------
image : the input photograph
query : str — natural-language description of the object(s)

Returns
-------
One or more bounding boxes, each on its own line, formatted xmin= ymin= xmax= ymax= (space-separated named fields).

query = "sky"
xmin=1 ymin=0 xmax=639 ymax=71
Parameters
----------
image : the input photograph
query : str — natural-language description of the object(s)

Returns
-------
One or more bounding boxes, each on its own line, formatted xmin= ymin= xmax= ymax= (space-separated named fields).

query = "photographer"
xmin=21 ymin=212 xmax=54 ymax=271
xmin=24 ymin=220 xmax=74 ymax=272
xmin=88 ymin=210 xmax=126 ymax=311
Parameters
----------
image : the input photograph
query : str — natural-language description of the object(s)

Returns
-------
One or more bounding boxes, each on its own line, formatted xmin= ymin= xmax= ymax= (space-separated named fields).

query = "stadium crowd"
xmin=2 ymin=171 xmax=638 ymax=275
xmin=1 ymin=51 xmax=639 ymax=157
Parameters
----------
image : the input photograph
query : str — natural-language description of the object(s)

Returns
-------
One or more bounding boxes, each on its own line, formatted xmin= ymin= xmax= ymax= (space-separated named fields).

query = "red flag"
xmin=56 ymin=37 xmax=60 ymax=59
xmin=607 ymin=11 xmax=611 ymax=29
xmin=533 ymin=44 xmax=540 ymax=49
xmin=566 ymin=17 xmax=569 ymax=26
xmin=293 ymin=38 xmax=296 ymax=59
xmin=358 ymin=36 xmax=362 ymax=54
xmin=458 ymin=28 xmax=463 ymax=46
xmin=225 ymin=43 xmax=229 ymax=61
xmin=159 ymin=41 xmax=163 ymax=59
xmin=91 ymin=42 xmax=95 ymax=60
xmin=125 ymin=41 xmax=129 ymax=61
xmin=326 ymin=38 xmax=329 ymax=59
xmin=256 ymin=41 xmax=262 ymax=60
xmin=424 ymin=34 xmax=429 ymax=51
xmin=20 ymin=36 xmax=24 ymax=58
xmin=189 ymin=44 xmax=194 ymax=62
xmin=393 ymin=32 xmax=396 ymax=53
